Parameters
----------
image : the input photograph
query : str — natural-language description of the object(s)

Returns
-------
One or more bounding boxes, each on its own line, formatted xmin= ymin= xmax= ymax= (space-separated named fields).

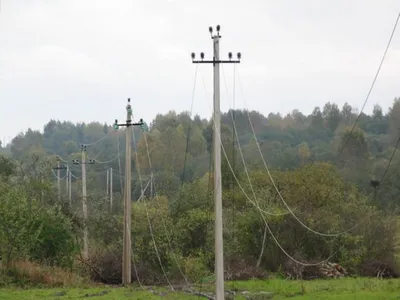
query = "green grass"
xmin=0 ymin=278 xmax=400 ymax=299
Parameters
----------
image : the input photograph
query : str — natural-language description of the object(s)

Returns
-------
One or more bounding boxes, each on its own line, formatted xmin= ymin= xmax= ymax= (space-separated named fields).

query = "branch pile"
xmin=285 ymin=261 xmax=347 ymax=280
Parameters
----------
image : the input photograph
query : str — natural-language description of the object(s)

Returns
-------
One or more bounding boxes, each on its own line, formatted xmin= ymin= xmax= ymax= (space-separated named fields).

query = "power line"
xmin=141 ymin=131 xmax=191 ymax=287
xmin=174 ymin=64 xmax=199 ymax=223
xmin=83 ymin=133 xmax=110 ymax=147
xmin=133 ymin=131 xmax=174 ymax=290
xmin=338 ymin=12 xmax=400 ymax=160
xmin=209 ymin=86 xmax=340 ymax=267
xmin=377 ymin=135 xmax=400 ymax=184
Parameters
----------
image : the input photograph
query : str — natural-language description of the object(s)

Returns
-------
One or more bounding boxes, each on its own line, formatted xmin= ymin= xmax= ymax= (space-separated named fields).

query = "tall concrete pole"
xmin=191 ymin=25 xmax=241 ymax=300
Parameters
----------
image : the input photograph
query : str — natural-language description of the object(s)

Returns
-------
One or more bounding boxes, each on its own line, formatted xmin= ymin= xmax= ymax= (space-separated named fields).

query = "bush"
xmin=1 ymin=260 xmax=87 ymax=287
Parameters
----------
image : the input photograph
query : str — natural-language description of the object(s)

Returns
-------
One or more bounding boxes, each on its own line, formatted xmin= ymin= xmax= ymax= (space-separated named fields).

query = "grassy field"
xmin=0 ymin=278 xmax=400 ymax=299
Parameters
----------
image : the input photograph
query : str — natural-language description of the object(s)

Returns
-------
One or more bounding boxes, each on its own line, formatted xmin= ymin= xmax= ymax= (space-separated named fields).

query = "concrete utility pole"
xmin=110 ymin=167 xmax=113 ymax=211
xmin=73 ymin=146 xmax=95 ymax=261
xmin=150 ymin=173 xmax=153 ymax=198
xmin=191 ymin=25 xmax=241 ymax=300
xmin=113 ymin=98 xmax=145 ymax=285
xmin=106 ymin=169 xmax=109 ymax=197
xmin=53 ymin=158 xmax=67 ymax=200
xmin=68 ymin=170 xmax=72 ymax=204
xmin=66 ymin=165 xmax=69 ymax=200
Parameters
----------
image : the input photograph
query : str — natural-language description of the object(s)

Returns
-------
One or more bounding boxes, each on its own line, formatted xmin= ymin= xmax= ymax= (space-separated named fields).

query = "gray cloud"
xmin=1 ymin=0 xmax=400 ymax=142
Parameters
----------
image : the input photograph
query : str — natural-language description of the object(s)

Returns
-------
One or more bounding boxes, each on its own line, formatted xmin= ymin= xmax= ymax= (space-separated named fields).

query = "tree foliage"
xmin=1 ymin=98 xmax=400 ymax=284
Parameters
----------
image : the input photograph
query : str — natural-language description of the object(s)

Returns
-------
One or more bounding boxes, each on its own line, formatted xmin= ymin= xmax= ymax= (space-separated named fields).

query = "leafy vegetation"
xmin=1 ymin=99 xmax=400 ymax=290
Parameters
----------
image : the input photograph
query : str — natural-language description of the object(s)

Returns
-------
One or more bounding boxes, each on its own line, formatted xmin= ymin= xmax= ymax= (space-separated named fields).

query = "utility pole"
xmin=110 ymin=167 xmax=113 ymax=212
xmin=73 ymin=146 xmax=95 ymax=260
xmin=68 ymin=170 xmax=72 ymax=204
xmin=106 ymin=169 xmax=109 ymax=197
xmin=191 ymin=25 xmax=241 ymax=300
xmin=150 ymin=173 xmax=153 ymax=198
xmin=66 ymin=165 xmax=69 ymax=199
xmin=113 ymin=98 xmax=145 ymax=285
xmin=53 ymin=158 xmax=67 ymax=201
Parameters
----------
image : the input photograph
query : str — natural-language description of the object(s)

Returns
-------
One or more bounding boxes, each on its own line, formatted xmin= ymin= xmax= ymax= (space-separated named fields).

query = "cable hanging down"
xmin=175 ymin=63 xmax=199 ymax=222
xmin=221 ymin=64 xmax=290 ymax=217
xmin=201 ymin=68 xmax=338 ymax=266
xmin=337 ymin=12 xmax=400 ymax=161
xmin=211 ymin=89 xmax=340 ymax=266
xmin=234 ymin=66 xmax=369 ymax=237
xmin=200 ymin=69 xmax=291 ymax=217
xmin=132 ymin=129 xmax=175 ymax=290
xmin=141 ymin=131 xmax=192 ymax=288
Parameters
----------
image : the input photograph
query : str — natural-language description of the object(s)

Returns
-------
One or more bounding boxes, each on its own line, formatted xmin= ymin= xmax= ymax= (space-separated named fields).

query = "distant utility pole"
xmin=191 ymin=25 xmax=241 ymax=300
xmin=73 ymin=145 xmax=95 ymax=261
xmin=68 ymin=170 xmax=72 ymax=204
xmin=113 ymin=98 xmax=145 ymax=285
xmin=110 ymin=167 xmax=113 ymax=212
xmin=106 ymin=169 xmax=109 ymax=197
xmin=66 ymin=165 xmax=69 ymax=201
xmin=53 ymin=158 xmax=67 ymax=200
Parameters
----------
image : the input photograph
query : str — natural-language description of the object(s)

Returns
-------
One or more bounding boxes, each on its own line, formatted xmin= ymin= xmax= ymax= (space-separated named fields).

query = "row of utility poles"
xmin=52 ymin=25 xmax=237 ymax=300
xmin=52 ymin=146 xmax=114 ymax=261
xmin=107 ymin=26 xmax=240 ymax=300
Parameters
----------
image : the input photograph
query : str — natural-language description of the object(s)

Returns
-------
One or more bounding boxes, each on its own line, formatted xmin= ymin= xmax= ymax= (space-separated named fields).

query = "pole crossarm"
xmin=191 ymin=25 xmax=241 ymax=67
xmin=192 ymin=60 xmax=240 ymax=64
xmin=53 ymin=165 xmax=68 ymax=170
xmin=113 ymin=98 xmax=145 ymax=130
xmin=72 ymin=145 xmax=96 ymax=165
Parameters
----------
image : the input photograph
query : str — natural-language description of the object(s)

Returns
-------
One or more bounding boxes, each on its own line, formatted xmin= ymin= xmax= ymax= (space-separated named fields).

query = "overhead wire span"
xmin=56 ymin=155 xmax=70 ymax=164
xmin=70 ymin=171 xmax=81 ymax=180
xmin=199 ymin=70 xmax=290 ymax=217
xmin=221 ymin=64 xmax=290 ymax=217
xmin=378 ymin=135 xmax=400 ymax=184
xmin=83 ymin=132 xmax=110 ymax=147
xmin=133 ymin=130 xmax=175 ymax=290
xmin=141 ymin=131 xmax=192 ymax=288
xmin=234 ymin=67 xmax=364 ymax=237
xmin=337 ymin=12 xmax=400 ymax=161
xmin=92 ymin=133 xmax=121 ymax=163
xmin=51 ymin=169 xmax=67 ymax=180
xmin=175 ymin=63 xmax=199 ymax=222
xmin=116 ymin=133 xmax=124 ymax=194
xmin=92 ymin=154 xmax=122 ymax=165
xmin=201 ymin=69 xmax=339 ymax=266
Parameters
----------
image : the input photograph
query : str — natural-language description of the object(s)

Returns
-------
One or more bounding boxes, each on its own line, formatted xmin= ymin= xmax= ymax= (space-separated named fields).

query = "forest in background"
xmin=1 ymin=98 xmax=400 ymax=284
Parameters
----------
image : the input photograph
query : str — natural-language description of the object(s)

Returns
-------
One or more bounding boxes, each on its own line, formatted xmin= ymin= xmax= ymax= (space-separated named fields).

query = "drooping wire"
xmin=141 ymin=131 xmax=191 ymax=288
xmin=200 ymin=70 xmax=289 ymax=217
xmin=174 ymin=64 xmax=199 ymax=223
xmin=133 ymin=130 xmax=175 ymax=290
xmin=216 ymin=101 xmax=340 ymax=266
xmin=379 ymin=135 xmax=400 ymax=184
xmin=202 ymin=72 xmax=339 ymax=266
xmin=337 ymin=12 xmax=400 ymax=161
xmin=93 ymin=154 xmax=122 ymax=165
xmin=51 ymin=169 xmax=67 ymax=180
xmin=116 ymin=133 xmax=124 ymax=195
xmin=235 ymin=67 xmax=359 ymax=237
xmin=83 ymin=132 xmax=109 ymax=147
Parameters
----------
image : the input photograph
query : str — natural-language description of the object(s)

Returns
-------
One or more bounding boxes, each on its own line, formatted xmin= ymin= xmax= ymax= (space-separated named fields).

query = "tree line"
xmin=1 ymin=98 xmax=400 ymax=284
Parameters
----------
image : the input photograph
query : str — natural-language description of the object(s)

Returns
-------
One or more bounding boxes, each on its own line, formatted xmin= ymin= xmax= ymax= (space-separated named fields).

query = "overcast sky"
xmin=1 ymin=0 xmax=400 ymax=143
